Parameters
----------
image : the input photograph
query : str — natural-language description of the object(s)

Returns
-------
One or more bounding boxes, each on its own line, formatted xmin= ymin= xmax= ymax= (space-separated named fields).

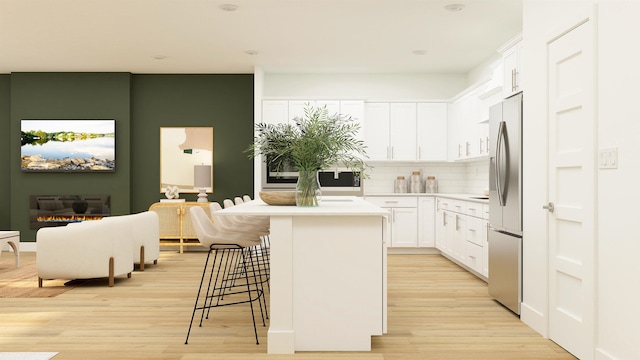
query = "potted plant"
xmin=247 ymin=104 xmax=368 ymax=206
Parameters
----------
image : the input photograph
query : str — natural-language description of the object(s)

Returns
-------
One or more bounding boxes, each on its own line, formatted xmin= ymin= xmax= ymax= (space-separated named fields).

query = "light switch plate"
xmin=599 ymin=147 xmax=618 ymax=169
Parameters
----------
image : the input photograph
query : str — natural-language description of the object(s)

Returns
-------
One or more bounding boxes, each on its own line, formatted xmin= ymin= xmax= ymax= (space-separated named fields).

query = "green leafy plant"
xmin=247 ymin=104 xmax=369 ymax=206
xmin=247 ymin=104 xmax=368 ymax=173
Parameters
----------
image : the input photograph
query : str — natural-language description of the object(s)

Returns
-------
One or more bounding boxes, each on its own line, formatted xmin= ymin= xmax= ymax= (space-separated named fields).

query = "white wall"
xmin=524 ymin=1 xmax=640 ymax=359
xmin=595 ymin=3 xmax=640 ymax=359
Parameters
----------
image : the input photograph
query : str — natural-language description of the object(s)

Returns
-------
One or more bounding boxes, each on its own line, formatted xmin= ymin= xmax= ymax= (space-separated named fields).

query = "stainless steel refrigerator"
xmin=488 ymin=92 xmax=523 ymax=315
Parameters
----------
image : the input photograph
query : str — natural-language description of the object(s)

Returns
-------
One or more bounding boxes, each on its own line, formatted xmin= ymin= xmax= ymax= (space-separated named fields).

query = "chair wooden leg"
xmin=38 ymin=277 xmax=43 ymax=288
xmin=109 ymin=257 xmax=114 ymax=287
xmin=139 ymin=246 xmax=145 ymax=271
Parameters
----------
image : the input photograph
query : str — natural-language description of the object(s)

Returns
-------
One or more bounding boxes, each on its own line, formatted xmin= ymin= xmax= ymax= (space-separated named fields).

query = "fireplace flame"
xmin=37 ymin=215 xmax=103 ymax=223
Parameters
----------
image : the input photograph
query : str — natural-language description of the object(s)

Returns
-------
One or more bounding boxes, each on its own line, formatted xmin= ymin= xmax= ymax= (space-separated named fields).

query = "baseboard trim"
xmin=387 ymin=247 xmax=441 ymax=255
xmin=596 ymin=347 xmax=618 ymax=360
xmin=520 ymin=302 xmax=547 ymax=337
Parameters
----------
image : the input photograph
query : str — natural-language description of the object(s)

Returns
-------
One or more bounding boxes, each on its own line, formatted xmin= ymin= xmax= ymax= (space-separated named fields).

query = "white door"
xmin=547 ymin=12 xmax=595 ymax=360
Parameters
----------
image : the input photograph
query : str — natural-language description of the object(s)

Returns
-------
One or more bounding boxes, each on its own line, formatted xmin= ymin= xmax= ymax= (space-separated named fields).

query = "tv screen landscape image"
xmin=21 ymin=119 xmax=116 ymax=172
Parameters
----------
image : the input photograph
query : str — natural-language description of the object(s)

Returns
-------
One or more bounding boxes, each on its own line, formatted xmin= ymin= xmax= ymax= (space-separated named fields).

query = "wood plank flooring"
xmin=0 ymin=251 xmax=575 ymax=359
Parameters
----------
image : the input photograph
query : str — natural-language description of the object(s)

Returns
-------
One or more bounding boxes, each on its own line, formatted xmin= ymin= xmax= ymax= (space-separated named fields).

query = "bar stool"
xmin=185 ymin=206 xmax=267 ymax=345
xmin=215 ymin=201 xmax=270 ymax=290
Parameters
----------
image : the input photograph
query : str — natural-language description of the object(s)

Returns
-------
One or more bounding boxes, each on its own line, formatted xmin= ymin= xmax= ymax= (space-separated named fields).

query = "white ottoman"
xmin=0 ymin=231 xmax=20 ymax=268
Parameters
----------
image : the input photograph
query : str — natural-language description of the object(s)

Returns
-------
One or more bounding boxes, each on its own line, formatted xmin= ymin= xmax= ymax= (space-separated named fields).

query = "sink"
xmin=469 ymin=196 xmax=489 ymax=200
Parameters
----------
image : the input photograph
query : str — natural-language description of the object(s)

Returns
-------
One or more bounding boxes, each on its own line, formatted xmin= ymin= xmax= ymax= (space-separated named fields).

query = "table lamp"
xmin=194 ymin=165 xmax=212 ymax=203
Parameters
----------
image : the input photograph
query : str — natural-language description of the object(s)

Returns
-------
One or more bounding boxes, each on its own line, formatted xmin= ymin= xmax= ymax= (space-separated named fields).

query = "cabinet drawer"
xmin=366 ymin=196 xmax=417 ymax=208
xmin=466 ymin=201 xmax=483 ymax=218
xmin=465 ymin=241 xmax=484 ymax=274
xmin=466 ymin=216 xmax=484 ymax=246
xmin=452 ymin=200 xmax=467 ymax=214
xmin=437 ymin=197 xmax=453 ymax=211
xmin=482 ymin=204 xmax=490 ymax=220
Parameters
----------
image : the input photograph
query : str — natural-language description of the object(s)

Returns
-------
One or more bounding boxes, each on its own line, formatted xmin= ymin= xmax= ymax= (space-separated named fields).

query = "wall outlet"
xmin=599 ymin=147 xmax=618 ymax=169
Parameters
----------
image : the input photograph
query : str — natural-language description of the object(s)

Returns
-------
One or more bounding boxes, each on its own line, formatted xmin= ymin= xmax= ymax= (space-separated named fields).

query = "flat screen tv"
xmin=21 ymin=119 xmax=116 ymax=172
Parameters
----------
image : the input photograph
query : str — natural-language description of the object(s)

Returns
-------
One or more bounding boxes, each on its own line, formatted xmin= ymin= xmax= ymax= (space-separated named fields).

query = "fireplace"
xmin=30 ymin=195 xmax=110 ymax=230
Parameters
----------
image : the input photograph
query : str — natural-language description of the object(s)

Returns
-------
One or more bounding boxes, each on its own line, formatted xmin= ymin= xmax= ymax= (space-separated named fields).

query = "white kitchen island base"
xmin=218 ymin=197 xmax=388 ymax=354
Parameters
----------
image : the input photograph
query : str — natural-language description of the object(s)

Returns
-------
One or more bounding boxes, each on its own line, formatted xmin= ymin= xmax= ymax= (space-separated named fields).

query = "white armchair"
xmin=36 ymin=218 xmax=134 ymax=287
xmin=102 ymin=211 xmax=160 ymax=270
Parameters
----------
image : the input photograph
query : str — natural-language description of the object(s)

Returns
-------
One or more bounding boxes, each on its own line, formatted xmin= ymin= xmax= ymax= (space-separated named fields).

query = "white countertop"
xmin=364 ymin=193 xmax=489 ymax=203
xmin=217 ymin=196 xmax=389 ymax=216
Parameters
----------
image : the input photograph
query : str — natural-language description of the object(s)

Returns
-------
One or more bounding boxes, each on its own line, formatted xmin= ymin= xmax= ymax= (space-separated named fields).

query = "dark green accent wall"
xmin=10 ymin=73 xmax=132 ymax=241
xmin=3 ymin=72 xmax=254 ymax=242
xmin=130 ymin=74 xmax=255 ymax=212
xmin=0 ymin=75 xmax=10 ymax=230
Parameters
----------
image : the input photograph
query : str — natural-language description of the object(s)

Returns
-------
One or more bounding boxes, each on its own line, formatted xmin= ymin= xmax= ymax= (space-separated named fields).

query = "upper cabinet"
xmin=262 ymin=99 xmax=363 ymax=129
xmin=449 ymin=87 xmax=490 ymax=161
xmin=417 ymin=103 xmax=448 ymax=161
xmin=500 ymin=33 xmax=524 ymax=98
xmin=363 ymin=102 xmax=448 ymax=162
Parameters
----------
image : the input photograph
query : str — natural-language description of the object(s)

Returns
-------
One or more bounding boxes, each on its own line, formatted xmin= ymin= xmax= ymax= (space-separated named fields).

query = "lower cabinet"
xmin=365 ymin=196 xmax=418 ymax=247
xmin=364 ymin=195 xmax=488 ymax=280
xmin=418 ymin=197 xmax=436 ymax=247
xmin=436 ymin=198 xmax=489 ymax=280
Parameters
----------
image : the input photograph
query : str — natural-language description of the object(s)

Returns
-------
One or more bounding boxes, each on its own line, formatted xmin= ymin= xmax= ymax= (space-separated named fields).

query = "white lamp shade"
xmin=193 ymin=165 xmax=212 ymax=188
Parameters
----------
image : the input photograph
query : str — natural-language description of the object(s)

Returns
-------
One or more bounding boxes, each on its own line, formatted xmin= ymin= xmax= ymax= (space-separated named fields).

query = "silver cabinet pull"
xmin=543 ymin=202 xmax=555 ymax=213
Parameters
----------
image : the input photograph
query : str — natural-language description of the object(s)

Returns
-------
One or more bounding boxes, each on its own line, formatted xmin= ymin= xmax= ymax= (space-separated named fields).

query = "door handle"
xmin=543 ymin=202 xmax=555 ymax=213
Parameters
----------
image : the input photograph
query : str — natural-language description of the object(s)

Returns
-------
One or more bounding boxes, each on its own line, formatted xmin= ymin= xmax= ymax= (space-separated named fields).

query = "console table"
xmin=0 ymin=231 xmax=20 ymax=267
xmin=148 ymin=202 xmax=209 ymax=253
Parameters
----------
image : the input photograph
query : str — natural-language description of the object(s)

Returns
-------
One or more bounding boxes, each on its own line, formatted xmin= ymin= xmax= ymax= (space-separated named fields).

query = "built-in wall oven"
xmin=262 ymin=162 xmax=363 ymax=196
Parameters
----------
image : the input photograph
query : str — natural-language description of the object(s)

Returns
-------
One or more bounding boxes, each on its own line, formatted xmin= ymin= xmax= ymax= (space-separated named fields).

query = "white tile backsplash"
xmin=363 ymin=159 xmax=489 ymax=195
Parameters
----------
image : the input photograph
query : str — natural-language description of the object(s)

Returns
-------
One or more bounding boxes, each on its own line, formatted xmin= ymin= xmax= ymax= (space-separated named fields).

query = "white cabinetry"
xmin=418 ymin=197 xmax=436 ymax=247
xmin=364 ymin=102 xmax=447 ymax=162
xmin=417 ymin=103 xmax=448 ymax=161
xmin=389 ymin=103 xmax=417 ymax=161
xmin=262 ymin=100 xmax=289 ymax=125
xmin=365 ymin=196 xmax=417 ymax=247
xmin=449 ymin=90 xmax=489 ymax=161
xmin=501 ymin=35 xmax=523 ymax=98
xmin=262 ymin=99 xmax=364 ymax=128
xmin=435 ymin=197 xmax=489 ymax=280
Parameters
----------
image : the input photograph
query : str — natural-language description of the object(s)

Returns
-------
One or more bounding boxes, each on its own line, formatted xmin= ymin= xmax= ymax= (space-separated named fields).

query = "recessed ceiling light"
xmin=153 ymin=55 xmax=167 ymax=60
xmin=219 ymin=4 xmax=238 ymax=11
xmin=444 ymin=4 xmax=465 ymax=11
xmin=412 ymin=50 xmax=427 ymax=55
xmin=245 ymin=50 xmax=260 ymax=56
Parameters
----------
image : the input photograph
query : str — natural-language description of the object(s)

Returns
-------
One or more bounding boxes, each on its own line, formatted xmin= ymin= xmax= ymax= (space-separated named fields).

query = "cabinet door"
xmin=340 ymin=100 xmax=366 ymax=155
xmin=316 ymin=100 xmax=341 ymax=116
xmin=502 ymin=41 xmax=523 ymax=98
xmin=262 ymin=100 xmax=289 ymax=125
xmin=452 ymin=213 xmax=467 ymax=262
xmin=364 ymin=103 xmax=391 ymax=161
xmin=418 ymin=197 xmax=436 ymax=247
xmin=447 ymin=101 xmax=463 ymax=160
xmin=389 ymin=103 xmax=417 ymax=161
xmin=288 ymin=100 xmax=315 ymax=122
xmin=417 ymin=103 xmax=448 ymax=161
xmin=435 ymin=209 xmax=453 ymax=254
xmin=391 ymin=207 xmax=418 ymax=247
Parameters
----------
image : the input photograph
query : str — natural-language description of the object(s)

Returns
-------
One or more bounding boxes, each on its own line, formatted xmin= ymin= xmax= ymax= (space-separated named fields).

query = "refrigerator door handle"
xmin=496 ymin=121 xmax=507 ymax=206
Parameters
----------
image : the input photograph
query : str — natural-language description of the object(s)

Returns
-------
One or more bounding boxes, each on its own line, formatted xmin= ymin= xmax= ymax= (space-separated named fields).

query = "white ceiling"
xmin=0 ymin=0 xmax=522 ymax=74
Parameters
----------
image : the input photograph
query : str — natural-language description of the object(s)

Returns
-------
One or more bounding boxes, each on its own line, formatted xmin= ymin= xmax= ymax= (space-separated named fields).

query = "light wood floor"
xmin=0 ymin=251 xmax=575 ymax=360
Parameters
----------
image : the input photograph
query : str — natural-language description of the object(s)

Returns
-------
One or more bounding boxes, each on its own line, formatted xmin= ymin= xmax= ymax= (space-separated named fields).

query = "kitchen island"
xmin=216 ymin=196 xmax=389 ymax=354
